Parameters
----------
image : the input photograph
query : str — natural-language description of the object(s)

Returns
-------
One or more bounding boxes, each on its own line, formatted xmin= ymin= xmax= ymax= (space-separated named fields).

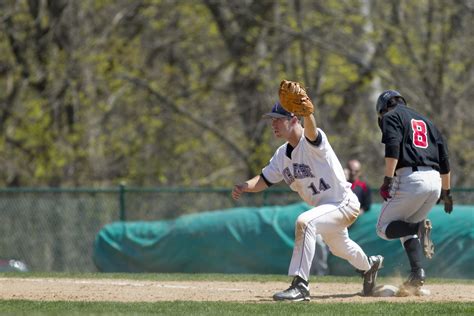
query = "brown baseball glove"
xmin=278 ymin=80 xmax=314 ymax=117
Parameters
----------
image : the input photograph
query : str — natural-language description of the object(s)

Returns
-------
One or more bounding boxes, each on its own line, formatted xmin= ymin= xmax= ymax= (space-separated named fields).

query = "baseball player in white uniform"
xmin=232 ymin=101 xmax=384 ymax=301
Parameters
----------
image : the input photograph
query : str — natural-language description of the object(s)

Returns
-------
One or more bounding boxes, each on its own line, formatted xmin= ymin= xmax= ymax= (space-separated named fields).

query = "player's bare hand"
xmin=232 ymin=183 xmax=247 ymax=200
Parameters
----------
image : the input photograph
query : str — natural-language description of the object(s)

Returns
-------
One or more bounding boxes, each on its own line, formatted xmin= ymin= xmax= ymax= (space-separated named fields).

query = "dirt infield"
xmin=0 ymin=278 xmax=473 ymax=302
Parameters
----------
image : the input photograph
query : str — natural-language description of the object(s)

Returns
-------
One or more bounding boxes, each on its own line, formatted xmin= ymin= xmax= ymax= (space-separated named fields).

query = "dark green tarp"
xmin=93 ymin=203 xmax=473 ymax=278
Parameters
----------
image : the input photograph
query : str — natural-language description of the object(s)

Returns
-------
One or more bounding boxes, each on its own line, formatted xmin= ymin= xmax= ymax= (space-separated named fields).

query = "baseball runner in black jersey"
xmin=375 ymin=90 xmax=453 ymax=292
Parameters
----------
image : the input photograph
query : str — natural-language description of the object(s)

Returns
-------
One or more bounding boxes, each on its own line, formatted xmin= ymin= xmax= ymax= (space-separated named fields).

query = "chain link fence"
xmin=0 ymin=186 xmax=472 ymax=272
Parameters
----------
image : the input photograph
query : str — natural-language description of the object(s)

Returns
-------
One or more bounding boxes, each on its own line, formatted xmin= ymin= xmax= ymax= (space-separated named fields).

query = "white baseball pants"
xmin=376 ymin=166 xmax=441 ymax=242
xmin=288 ymin=192 xmax=371 ymax=281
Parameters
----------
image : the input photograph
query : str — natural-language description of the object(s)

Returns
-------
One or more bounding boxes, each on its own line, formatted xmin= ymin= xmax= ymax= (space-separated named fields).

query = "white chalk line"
xmin=0 ymin=278 xmax=245 ymax=292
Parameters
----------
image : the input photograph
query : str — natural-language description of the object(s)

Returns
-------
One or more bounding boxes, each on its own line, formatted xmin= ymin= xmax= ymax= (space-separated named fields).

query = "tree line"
xmin=0 ymin=0 xmax=472 ymax=188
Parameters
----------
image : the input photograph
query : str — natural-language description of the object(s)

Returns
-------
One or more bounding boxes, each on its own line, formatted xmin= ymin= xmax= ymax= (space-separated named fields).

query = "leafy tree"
xmin=0 ymin=0 xmax=472 ymax=188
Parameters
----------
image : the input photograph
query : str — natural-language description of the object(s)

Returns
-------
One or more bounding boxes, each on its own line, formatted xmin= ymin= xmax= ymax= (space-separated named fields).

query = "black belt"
xmin=396 ymin=166 xmax=437 ymax=175
xmin=411 ymin=166 xmax=436 ymax=172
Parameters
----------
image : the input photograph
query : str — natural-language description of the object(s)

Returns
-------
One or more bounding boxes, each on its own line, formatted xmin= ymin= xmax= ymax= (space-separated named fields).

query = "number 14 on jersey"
xmin=308 ymin=178 xmax=331 ymax=195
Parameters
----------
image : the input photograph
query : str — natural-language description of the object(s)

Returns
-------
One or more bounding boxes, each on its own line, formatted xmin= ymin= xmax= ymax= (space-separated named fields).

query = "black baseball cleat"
xmin=418 ymin=219 xmax=434 ymax=259
xmin=404 ymin=268 xmax=426 ymax=288
xmin=273 ymin=276 xmax=310 ymax=302
xmin=362 ymin=255 xmax=384 ymax=296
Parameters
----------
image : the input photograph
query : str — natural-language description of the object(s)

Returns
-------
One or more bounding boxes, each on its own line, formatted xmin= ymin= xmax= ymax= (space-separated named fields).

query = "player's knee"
xmin=295 ymin=214 xmax=312 ymax=236
xmin=295 ymin=215 xmax=308 ymax=230
xmin=296 ymin=213 xmax=311 ymax=226
xmin=376 ymin=226 xmax=390 ymax=240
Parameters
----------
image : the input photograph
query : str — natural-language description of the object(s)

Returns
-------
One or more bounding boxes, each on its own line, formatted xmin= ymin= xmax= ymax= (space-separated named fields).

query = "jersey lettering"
xmin=411 ymin=119 xmax=428 ymax=148
xmin=282 ymin=167 xmax=295 ymax=185
xmin=283 ymin=164 xmax=316 ymax=185
xmin=308 ymin=178 xmax=331 ymax=195
xmin=293 ymin=163 xmax=315 ymax=179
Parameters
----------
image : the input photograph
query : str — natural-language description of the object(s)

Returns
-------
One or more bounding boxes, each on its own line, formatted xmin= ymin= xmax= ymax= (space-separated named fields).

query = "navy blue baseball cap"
xmin=262 ymin=101 xmax=295 ymax=119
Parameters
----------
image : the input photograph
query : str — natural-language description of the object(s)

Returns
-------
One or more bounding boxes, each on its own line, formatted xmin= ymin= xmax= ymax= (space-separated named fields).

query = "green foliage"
xmin=0 ymin=0 xmax=472 ymax=187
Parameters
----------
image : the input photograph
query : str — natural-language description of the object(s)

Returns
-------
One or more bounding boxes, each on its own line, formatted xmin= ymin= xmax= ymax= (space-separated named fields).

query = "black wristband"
xmin=383 ymin=176 xmax=394 ymax=185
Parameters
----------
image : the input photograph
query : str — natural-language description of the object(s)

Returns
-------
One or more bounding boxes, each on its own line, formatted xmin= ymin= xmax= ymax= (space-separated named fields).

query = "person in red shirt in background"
xmin=347 ymin=159 xmax=372 ymax=214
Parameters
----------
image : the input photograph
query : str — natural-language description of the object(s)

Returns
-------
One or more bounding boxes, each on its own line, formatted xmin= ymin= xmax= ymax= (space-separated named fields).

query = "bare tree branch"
xmin=121 ymin=74 xmax=251 ymax=168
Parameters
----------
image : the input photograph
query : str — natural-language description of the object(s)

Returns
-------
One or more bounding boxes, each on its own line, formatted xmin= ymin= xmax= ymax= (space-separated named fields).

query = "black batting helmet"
xmin=376 ymin=90 xmax=406 ymax=114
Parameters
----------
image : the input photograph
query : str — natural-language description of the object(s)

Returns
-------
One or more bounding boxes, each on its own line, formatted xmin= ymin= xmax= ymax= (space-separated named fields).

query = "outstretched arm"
xmin=232 ymin=175 xmax=268 ymax=200
xmin=303 ymin=113 xmax=319 ymax=142
xmin=278 ymin=80 xmax=316 ymax=141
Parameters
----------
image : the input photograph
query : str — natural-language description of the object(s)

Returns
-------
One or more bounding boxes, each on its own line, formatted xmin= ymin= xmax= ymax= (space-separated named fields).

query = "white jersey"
xmin=262 ymin=128 xmax=352 ymax=206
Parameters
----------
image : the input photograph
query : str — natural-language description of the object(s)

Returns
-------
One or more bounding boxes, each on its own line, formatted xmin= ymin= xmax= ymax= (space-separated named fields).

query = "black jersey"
xmin=380 ymin=105 xmax=450 ymax=173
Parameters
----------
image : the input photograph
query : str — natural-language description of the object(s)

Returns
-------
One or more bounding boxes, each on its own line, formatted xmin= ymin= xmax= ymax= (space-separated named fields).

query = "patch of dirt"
xmin=0 ymin=278 xmax=472 ymax=303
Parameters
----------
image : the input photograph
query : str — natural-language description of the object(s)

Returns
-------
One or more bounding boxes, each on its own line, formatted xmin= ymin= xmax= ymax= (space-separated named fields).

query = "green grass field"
xmin=1 ymin=300 xmax=473 ymax=315
xmin=1 ymin=273 xmax=473 ymax=315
